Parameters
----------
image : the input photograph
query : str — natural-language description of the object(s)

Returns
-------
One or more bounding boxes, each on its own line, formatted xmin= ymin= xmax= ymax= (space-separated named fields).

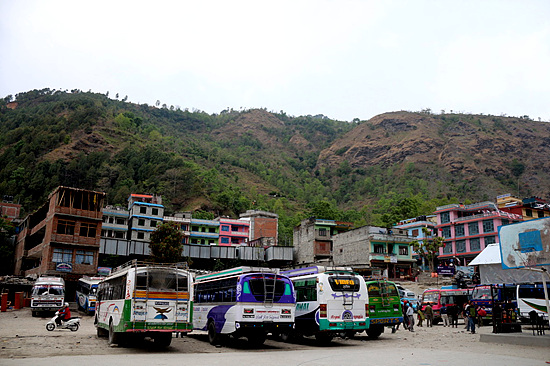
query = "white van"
xmin=31 ymin=277 xmax=65 ymax=317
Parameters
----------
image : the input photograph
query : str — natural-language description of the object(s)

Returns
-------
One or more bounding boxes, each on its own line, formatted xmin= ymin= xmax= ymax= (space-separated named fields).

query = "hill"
xmin=1 ymin=89 xmax=549 ymax=241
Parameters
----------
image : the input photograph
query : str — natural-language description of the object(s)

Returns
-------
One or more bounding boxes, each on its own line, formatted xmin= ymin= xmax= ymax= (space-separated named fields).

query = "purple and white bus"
xmin=193 ymin=267 xmax=295 ymax=346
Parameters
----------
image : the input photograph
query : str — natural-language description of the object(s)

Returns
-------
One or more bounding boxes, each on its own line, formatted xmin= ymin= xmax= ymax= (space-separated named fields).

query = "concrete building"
xmin=292 ymin=218 xmax=353 ymax=265
xmin=188 ymin=218 xmax=219 ymax=245
xmin=434 ymin=201 xmax=523 ymax=266
xmin=217 ymin=217 xmax=249 ymax=246
xmin=239 ymin=210 xmax=279 ymax=245
xmin=127 ymin=194 xmax=164 ymax=242
xmin=101 ymin=206 xmax=129 ymax=239
xmin=394 ymin=215 xmax=437 ymax=270
xmin=497 ymin=193 xmax=550 ymax=220
xmin=332 ymin=226 xmax=415 ymax=279
xmin=14 ymin=186 xmax=105 ymax=280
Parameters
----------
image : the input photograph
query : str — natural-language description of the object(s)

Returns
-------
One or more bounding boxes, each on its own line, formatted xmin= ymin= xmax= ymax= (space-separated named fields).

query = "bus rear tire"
xmin=97 ymin=326 xmax=108 ymax=338
xmin=109 ymin=321 xmax=121 ymax=345
xmin=366 ymin=325 xmax=383 ymax=339
xmin=208 ymin=321 xmax=221 ymax=345
xmin=153 ymin=333 xmax=172 ymax=348
xmin=247 ymin=332 xmax=267 ymax=346
xmin=315 ymin=333 xmax=333 ymax=344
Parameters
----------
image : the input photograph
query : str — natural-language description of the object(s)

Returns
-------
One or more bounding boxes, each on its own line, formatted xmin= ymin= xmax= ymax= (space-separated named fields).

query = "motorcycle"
xmin=46 ymin=311 xmax=80 ymax=332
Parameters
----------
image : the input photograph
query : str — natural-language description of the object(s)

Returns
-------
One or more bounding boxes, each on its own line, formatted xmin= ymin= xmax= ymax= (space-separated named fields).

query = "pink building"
xmin=217 ymin=217 xmax=249 ymax=246
xmin=435 ymin=201 xmax=523 ymax=266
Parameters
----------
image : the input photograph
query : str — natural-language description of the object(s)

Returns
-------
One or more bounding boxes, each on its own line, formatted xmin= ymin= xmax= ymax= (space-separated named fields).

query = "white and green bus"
xmin=95 ymin=260 xmax=193 ymax=348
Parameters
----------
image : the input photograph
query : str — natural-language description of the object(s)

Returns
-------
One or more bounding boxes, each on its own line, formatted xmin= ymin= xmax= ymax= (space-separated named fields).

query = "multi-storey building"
xmin=331 ymin=226 xmax=415 ymax=279
xmin=239 ymin=210 xmax=279 ymax=245
xmin=394 ymin=215 xmax=437 ymax=270
xmin=127 ymin=194 xmax=164 ymax=242
xmin=163 ymin=212 xmax=191 ymax=241
xmin=101 ymin=206 xmax=129 ymax=239
xmin=217 ymin=217 xmax=249 ymax=246
xmin=188 ymin=218 xmax=219 ymax=245
xmin=14 ymin=186 xmax=105 ymax=280
xmin=497 ymin=193 xmax=550 ymax=220
xmin=435 ymin=201 xmax=523 ymax=266
xmin=292 ymin=218 xmax=353 ymax=265
xmin=0 ymin=197 xmax=21 ymax=223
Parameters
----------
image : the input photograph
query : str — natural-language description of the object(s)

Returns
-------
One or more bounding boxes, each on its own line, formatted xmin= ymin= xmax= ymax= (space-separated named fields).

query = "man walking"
xmin=406 ymin=302 xmax=415 ymax=332
xmin=424 ymin=303 xmax=434 ymax=327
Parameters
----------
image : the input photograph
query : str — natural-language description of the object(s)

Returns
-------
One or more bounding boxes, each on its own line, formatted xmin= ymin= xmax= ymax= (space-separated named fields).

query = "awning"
xmin=468 ymin=243 xmax=501 ymax=266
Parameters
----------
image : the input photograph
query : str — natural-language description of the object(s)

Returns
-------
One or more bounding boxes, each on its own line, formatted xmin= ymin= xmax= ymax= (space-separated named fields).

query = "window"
xmin=152 ymin=208 xmax=159 ymax=216
xmin=468 ymin=222 xmax=479 ymax=235
xmin=455 ymin=224 xmax=465 ymax=237
xmin=374 ymin=244 xmax=385 ymax=254
xmin=138 ymin=219 xmax=145 ymax=226
xmin=116 ymin=218 xmax=126 ymax=225
xmin=137 ymin=232 xmax=145 ymax=240
xmin=221 ymin=225 xmax=230 ymax=232
xmin=482 ymin=220 xmax=494 ymax=233
xmin=294 ymin=279 xmax=317 ymax=302
xmin=399 ymin=246 xmax=409 ymax=255
xmin=79 ymin=223 xmax=96 ymax=237
xmin=192 ymin=226 xmax=199 ymax=232
xmin=150 ymin=220 xmax=157 ymax=228
xmin=525 ymin=209 xmax=532 ymax=217
xmin=441 ymin=227 xmax=451 ymax=238
xmin=440 ymin=212 xmax=450 ymax=224
xmin=485 ymin=236 xmax=496 ymax=245
xmin=412 ymin=229 xmax=419 ymax=237
xmin=221 ymin=237 xmax=229 ymax=244
xmin=538 ymin=211 xmax=544 ymax=218
xmin=318 ymin=228 xmax=327 ymax=236
xmin=140 ymin=206 xmax=147 ymax=214
xmin=52 ymin=248 xmax=72 ymax=262
xmin=456 ymin=240 xmax=466 ymax=253
xmin=115 ymin=231 xmax=125 ymax=239
xmin=501 ymin=219 xmax=509 ymax=226
xmin=76 ymin=250 xmax=94 ymax=265
xmin=57 ymin=220 xmax=75 ymax=235
xmin=208 ymin=227 xmax=216 ymax=233
xmin=443 ymin=241 xmax=452 ymax=254
xmin=470 ymin=238 xmax=481 ymax=251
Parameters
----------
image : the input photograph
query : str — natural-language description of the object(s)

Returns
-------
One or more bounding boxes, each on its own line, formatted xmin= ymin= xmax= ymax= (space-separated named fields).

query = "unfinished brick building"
xmin=14 ymin=186 xmax=106 ymax=281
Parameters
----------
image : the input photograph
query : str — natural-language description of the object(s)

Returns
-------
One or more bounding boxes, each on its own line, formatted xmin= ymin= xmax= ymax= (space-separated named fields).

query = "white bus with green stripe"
xmin=94 ymin=260 xmax=193 ymax=348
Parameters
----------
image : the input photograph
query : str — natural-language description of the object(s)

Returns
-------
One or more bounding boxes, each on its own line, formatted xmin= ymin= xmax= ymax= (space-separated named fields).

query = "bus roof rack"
xmin=195 ymin=266 xmax=280 ymax=282
xmin=111 ymin=259 xmax=189 ymax=275
xmin=281 ymin=266 xmax=354 ymax=278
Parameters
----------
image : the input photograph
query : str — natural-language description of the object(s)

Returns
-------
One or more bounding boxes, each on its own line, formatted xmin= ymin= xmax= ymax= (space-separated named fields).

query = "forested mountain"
xmin=1 ymin=89 xmax=549 ymax=243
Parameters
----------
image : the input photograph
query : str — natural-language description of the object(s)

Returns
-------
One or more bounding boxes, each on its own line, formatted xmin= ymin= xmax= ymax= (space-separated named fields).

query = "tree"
xmin=0 ymin=218 xmax=16 ymax=275
xmin=149 ymin=222 xmax=184 ymax=263
xmin=411 ymin=227 xmax=445 ymax=273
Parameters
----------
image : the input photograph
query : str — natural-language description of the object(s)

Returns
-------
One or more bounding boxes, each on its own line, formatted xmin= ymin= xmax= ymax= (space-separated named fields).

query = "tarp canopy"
xmin=468 ymin=244 xmax=501 ymax=265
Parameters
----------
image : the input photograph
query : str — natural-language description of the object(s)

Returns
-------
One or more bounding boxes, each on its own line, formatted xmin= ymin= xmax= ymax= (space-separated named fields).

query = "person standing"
xmin=417 ymin=308 xmax=425 ymax=327
xmin=406 ymin=303 xmax=415 ymax=332
xmin=441 ymin=305 xmax=450 ymax=327
xmin=424 ymin=303 xmax=434 ymax=327
xmin=463 ymin=302 xmax=470 ymax=331
xmin=448 ymin=304 xmax=459 ymax=328
xmin=467 ymin=301 xmax=477 ymax=334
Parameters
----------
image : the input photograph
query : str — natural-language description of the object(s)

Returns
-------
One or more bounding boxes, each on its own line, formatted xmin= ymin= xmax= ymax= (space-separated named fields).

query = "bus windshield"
xmin=367 ymin=281 xmax=398 ymax=297
xmin=245 ymin=275 xmax=289 ymax=302
xmin=32 ymin=285 xmax=64 ymax=296
xmin=423 ymin=291 xmax=439 ymax=303
xmin=136 ymin=269 xmax=188 ymax=291
xmin=328 ymin=276 xmax=361 ymax=292
xmin=472 ymin=286 xmax=491 ymax=299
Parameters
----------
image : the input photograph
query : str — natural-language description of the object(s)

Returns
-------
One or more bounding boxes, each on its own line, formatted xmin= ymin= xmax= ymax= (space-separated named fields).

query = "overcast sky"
xmin=1 ymin=0 xmax=549 ymax=122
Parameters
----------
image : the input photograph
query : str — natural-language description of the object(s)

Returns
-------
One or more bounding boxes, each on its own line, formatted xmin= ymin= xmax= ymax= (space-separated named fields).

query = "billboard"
xmin=499 ymin=217 xmax=550 ymax=270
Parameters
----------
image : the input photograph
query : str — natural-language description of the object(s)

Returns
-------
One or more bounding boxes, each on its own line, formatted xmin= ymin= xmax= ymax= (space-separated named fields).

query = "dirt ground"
xmin=0 ymin=304 xmax=548 ymax=362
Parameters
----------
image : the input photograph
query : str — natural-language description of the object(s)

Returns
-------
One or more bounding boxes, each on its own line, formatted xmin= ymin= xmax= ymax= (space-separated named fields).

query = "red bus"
xmin=420 ymin=288 xmax=472 ymax=324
